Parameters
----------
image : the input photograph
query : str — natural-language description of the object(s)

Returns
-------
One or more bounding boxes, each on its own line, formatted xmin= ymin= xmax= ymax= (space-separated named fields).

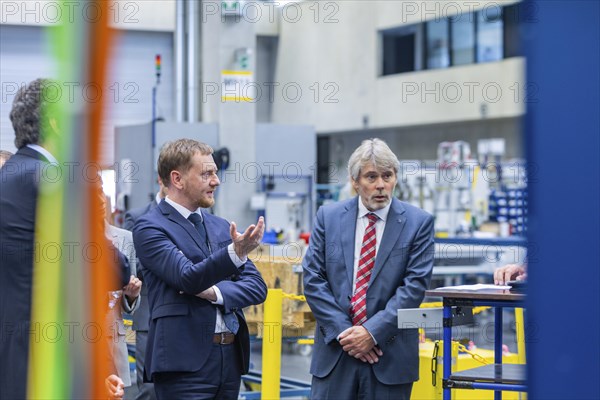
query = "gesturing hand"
xmin=230 ymin=216 xmax=265 ymax=259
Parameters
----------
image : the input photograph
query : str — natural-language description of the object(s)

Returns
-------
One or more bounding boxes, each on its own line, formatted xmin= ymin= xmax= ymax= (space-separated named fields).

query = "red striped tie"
xmin=350 ymin=213 xmax=378 ymax=326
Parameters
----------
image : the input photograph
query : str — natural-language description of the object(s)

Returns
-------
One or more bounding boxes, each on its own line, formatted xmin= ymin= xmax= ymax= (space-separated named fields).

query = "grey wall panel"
xmin=104 ymin=30 xmax=174 ymax=164
xmin=256 ymin=123 xmax=316 ymax=178
xmin=0 ymin=25 xmax=174 ymax=165
xmin=256 ymin=123 xmax=316 ymax=231
xmin=154 ymin=121 xmax=219 ymax=162
xmin=0 ymin=25 xmax=57 ymax=152
xmin=115 ymin=122 xmax=154 ymax=210
xmin=256 ymin=36 xmax=278 ymax=123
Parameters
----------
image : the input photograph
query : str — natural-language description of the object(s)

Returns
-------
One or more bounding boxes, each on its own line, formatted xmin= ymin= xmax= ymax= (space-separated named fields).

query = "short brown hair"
xmin=158 ymin=139 xmax=213 ymax=187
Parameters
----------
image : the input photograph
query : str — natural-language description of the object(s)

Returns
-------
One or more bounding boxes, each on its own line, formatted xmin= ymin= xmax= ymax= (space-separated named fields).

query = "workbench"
xmin=425 ymin=288 xmax=527 ymax=400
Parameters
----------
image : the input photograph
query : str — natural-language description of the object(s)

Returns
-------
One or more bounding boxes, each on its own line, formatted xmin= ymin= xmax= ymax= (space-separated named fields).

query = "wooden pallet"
xmin=244 ymin=255 xmax=315 ymax=338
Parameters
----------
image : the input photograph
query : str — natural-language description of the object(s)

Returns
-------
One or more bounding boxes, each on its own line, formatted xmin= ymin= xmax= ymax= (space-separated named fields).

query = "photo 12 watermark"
xmin=2 ymin=81 xmax=141 ymax=105
xmin=0 ymin=1 xmax=140 ymax=25
xmin=202 ymin=1 xmax=340 ymax=24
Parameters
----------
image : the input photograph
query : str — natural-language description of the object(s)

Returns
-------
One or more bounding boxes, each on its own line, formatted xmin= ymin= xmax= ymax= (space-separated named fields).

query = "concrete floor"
xmin=124 ymin=341 xmax=312 ymax=399
xmin=124 ymin=310 xmax=519 ymax=399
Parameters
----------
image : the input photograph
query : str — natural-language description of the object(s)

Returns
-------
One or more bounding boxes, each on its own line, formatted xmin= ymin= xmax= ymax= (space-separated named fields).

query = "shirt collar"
xmin=165 ymin=196 xmax=202 ymax=221
xmin=26 ymin=144 xmax=58 ymax=164
xmin=155 ymin=192 xmax=163 ymax=205
xmin=357 ymin=197 xmax=391 ymax=222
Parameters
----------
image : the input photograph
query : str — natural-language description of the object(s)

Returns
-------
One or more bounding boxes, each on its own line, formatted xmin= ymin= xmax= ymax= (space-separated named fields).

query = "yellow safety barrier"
xmin=515 ymin=307 xmax=527 ymax=400
xmin=261 ymin=289 xmax=311 ymax=399
xmin=259 ymin=292 xmax=526 ymax=400
xmin=515 ymin=308 xmax=526 ymax=364
xmin=456 ymin=342 xmax=489 ymax=365
xmin=262 ymin=289 xmax=283 ymax=400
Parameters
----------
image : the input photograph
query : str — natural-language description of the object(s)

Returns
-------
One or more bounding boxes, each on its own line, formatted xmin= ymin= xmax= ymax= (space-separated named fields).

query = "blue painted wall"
xmin=525 ymin=1 xmax=599 ymax=398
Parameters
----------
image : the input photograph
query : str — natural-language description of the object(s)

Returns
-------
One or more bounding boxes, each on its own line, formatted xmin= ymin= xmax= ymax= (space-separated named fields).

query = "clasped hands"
xmin=339 ymin=326 xmax=383 ymax=364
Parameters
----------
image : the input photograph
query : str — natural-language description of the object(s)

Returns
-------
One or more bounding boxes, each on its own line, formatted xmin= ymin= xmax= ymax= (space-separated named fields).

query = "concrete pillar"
xmin=201 ymin=1 xmax=257 ymax=228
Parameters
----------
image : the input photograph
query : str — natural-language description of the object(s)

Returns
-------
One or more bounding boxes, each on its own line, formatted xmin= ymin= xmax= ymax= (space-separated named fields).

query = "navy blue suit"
xmin=0 ymin=147 xmax=47 ymax=399
xmin=132 ymin=201 xmax=267 ymax=389
xmin=124 ymin=200 xmax=158 ymax=400
xmin=0 ymin=147 xmax=130 ymax=399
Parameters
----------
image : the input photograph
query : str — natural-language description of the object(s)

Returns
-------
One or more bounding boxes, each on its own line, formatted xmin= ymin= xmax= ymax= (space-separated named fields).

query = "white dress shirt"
xmin=352 ymin=199 xmax=391 ymax=294
xmin=165 ymin=196 xmax=246 ymax=333
xmin=26 ymin=144 xmax=58 ymax=164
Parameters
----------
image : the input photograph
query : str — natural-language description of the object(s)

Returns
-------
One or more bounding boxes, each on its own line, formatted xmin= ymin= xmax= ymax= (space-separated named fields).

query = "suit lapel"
xmin=342 ymin=198 xmax=359 ymax=287
xmin=160 ymin=201 xmax=210 ymax=257
xmin=369 ymin=199 xmax=407 ymax=285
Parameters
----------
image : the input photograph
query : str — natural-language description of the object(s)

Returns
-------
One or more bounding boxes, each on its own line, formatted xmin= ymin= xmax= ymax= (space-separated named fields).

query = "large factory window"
xmin=476 ymin=6 xmax=504 ymax=62
xmin=426 ymin=19 xmax=450 ymax=69
xmin=379 ymin=3 xmax=514 ymax=77
xmin=451 ymin=14 xmax=476 ymax=66
xmin=380 ymin=25 xmax=423 ymax=75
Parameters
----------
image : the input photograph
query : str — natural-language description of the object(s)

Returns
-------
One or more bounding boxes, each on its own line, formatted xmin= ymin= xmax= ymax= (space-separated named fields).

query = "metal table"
xmin=425 ymin=288 xmax=526 ymax=400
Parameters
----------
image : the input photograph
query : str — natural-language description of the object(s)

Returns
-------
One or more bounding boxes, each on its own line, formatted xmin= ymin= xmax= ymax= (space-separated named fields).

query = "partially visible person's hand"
xmin=494 ymin=264 xmax=527 ymax=285
xmin=105 ymin=374 xmax=124 ymax=400
xmin=357 ymin=348 xmax=384 ymax=364
xmin=196 ymin=286 xmax=217 ymax=302
xmin=231 ymin=216 xmax=265 ymax=259
xmin=123 ymin=275 xmax=142 ymax=299
xmin=338 ymin=326 xmax=382 ymax=363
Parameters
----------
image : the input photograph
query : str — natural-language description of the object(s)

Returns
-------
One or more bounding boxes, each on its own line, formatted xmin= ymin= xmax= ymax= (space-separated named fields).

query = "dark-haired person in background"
xmin=0 ymin=79 xmax=63 ymax=399
xmin=0 ymin=79 xmax=129 ymax=399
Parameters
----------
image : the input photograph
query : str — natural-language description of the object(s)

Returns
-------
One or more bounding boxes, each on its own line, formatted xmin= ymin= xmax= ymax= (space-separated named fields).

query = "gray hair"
xmin=9 ymin=78 xmax=56 ymax=149
xmin=347 ymin=138 xmax=400 ymax=181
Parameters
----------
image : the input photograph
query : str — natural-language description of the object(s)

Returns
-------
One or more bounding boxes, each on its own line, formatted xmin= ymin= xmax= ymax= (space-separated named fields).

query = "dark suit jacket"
xmin=0 ymin=147 xmax=47 ymax=399
xmin=302 ymin=197 xmax=434 ymax=385
xmin=132 ymin=201 xmax=267 ymax=381
xmin=0 ymin=147 xmax=129 ymax=398
xmin=124 ymin=200 xmax=158 ymax=332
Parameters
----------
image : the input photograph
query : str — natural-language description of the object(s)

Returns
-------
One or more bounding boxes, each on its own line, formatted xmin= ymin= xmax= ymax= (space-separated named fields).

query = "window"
xmin=451 ymin=14 xmax=475 ymax=66
xmin=477 ymin=6 xmax=504 ymax=62
xmin=504 ymin=3 xmax=523 ymax=58
xmin=426 ymin=19 xmax=450 ymax=69
xmin=378 ymin=3 xmax=514 ymax=76
xmin=381 ymin=25 xmax=423 ymax=75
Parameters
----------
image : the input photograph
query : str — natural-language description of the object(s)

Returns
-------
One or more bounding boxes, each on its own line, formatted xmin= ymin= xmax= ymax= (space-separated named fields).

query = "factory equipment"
xmin=398 ymin=161 xmax=436 ymax=215
xmin=433 ymin=141 xmax=481 ymax=237
xmin=252 ymin=124 xmax=316 ymax=243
